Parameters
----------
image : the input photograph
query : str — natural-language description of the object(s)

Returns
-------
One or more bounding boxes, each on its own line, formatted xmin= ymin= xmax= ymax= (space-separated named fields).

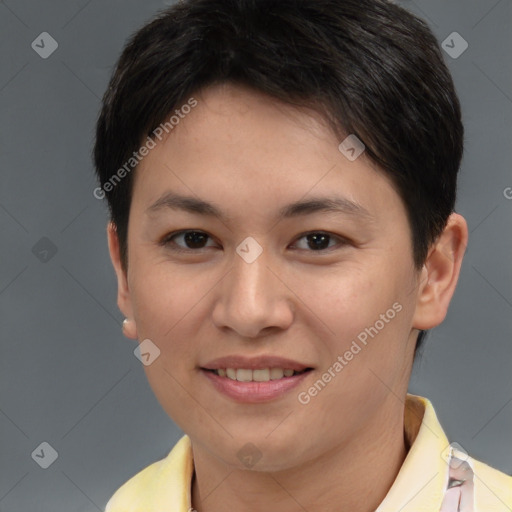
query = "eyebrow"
xmin=146 ymin=191 xmax=373 ymax=222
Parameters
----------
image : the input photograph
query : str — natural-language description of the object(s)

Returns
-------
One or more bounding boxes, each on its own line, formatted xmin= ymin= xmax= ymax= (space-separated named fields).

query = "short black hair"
xmin=93 ymin=0 xmax=464 ymax=354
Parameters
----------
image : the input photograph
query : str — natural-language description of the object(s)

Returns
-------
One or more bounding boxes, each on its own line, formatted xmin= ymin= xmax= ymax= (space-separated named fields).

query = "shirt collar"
xmin=376 ymin=393 xmax=450 ymax=512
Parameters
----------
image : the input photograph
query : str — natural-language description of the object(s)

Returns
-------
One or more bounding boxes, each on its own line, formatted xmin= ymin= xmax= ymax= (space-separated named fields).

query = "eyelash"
xmin=159 ymin=230 xmax=349 ymax=254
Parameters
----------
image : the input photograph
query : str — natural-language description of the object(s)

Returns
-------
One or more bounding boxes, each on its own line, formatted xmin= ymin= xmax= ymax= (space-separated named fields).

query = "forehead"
xmin=131 ymin=83 xmax=406 ymax=226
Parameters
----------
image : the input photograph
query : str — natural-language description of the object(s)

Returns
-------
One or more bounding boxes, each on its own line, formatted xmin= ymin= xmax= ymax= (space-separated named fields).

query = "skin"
xmin=107 ymin=82 xmax=468 ymax=512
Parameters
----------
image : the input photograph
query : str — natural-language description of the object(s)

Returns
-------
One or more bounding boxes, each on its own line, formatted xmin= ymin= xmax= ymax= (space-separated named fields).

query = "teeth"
xmin=236 ymin=369 xmax=252 ymax=382
xmin=270 ymin=368 xmax=284 ymax=380
xmin=252 ymin=368 xmax=270 ymax=381
xmin=214 ymin=368 xmax=302 ymax=382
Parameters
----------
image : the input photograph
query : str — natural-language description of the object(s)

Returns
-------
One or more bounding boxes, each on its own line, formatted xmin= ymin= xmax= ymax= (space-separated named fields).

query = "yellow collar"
xmin=376 ymin=394 xmax=449 ymax=511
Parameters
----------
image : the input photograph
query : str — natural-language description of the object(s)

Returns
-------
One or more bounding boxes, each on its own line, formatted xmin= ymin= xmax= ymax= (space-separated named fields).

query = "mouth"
xmin=199 ymin=356 xmax=314 ymax=402
xmin=202 ymin=367 xmax=313 ymax=382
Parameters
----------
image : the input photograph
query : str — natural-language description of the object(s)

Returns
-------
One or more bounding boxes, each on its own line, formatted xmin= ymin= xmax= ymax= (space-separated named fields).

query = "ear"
xmin=412 ymin=213 xmax=468 ymax=330
xmin=107 ymin=222 xmax=137 ymax=339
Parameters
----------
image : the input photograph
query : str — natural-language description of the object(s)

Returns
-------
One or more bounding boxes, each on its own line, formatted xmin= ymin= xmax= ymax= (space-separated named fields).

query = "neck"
xmin=191 ymin=397 xmax=409 ymax=512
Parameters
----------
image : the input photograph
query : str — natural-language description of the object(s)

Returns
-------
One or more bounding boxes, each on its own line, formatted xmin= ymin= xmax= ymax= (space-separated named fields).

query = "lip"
xmin=201 ymin=355 xmax=312 ymax=372
xmin=201 ymin=368 xmax=313 ymax=403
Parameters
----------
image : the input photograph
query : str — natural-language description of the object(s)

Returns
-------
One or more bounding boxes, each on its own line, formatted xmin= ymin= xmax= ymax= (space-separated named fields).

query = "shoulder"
xmin=406 ymin=395 xmax=511 ymax=511
xmin=105 ymin=435 xmax=193 ymax=512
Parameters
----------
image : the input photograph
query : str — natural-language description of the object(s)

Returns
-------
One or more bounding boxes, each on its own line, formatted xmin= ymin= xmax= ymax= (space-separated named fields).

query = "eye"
xmin=291 ymin=231 xmax=348 ymax=252
xmin=161 ymin=230 xmax=217 ymax=252
xmin=160 ymin=230 xmax=349 ymax=254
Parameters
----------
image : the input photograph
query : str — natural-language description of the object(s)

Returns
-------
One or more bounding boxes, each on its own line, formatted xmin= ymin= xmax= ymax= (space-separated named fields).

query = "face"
xmin=111 ymin=82 xmax=429 ymax=471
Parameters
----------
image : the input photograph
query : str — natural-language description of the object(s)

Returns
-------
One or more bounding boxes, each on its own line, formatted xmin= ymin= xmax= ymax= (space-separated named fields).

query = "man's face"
xmin=116 ymin=82 xmax=422 ymax=470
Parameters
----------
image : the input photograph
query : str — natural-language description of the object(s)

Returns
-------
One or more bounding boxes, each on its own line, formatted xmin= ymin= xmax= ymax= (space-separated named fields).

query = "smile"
xmin=201 ymin=367 xmax=313 ymax=403
xmin=207 ymin=368 xmax=310 ymax=382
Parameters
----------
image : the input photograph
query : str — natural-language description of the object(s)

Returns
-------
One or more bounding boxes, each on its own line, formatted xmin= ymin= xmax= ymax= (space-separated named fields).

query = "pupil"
xmin=308 ymin=233 xmax=329 ymax=250
xmin=185 ymin=231 xmax=207 ymax=248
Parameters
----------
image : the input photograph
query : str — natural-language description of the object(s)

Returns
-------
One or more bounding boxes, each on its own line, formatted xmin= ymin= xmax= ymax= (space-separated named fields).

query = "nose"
xmin=211 ymin=244 xmax=294 ymax=338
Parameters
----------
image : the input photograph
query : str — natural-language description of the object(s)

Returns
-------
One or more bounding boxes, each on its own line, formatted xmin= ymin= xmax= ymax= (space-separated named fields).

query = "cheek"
xmin=128 ymin=264 xmax=208 ymax=428
xmin=302 ymin=259 xmax=415 ymax=389
xmin=129 ymin=262 xmax=209 ymax=358
xmin=303 ymin=264 xmax=396 ymax=344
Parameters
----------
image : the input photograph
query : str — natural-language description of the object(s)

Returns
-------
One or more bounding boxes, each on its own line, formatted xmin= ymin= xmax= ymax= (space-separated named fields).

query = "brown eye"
xmin=292 ymin=232 xmax=348 ymax=252
xmin=162 ymin=230 xmax=217 ymax=252
xmin=305 ymin=233 xmax=331 ymax=251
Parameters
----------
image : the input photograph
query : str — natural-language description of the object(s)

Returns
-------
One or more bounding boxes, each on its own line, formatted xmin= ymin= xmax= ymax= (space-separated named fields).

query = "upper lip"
xmin=201 ymin=355 xmax=313 ymax=372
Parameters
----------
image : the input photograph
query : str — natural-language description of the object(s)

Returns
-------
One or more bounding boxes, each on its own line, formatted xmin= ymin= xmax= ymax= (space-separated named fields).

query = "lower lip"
xmin=201 ymin=369 xmax=312 ymax=403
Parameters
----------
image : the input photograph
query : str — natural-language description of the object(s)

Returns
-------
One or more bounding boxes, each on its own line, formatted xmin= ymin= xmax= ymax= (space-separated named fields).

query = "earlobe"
xmin=412 ymin=213 xmax=468 ymax=330
xmin=122 ymin=318 xmax=138 ymax=339
xmin=107 ymin=222 xmax=138 ymax=339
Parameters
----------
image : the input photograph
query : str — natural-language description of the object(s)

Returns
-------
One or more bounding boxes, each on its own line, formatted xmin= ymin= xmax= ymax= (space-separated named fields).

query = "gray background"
xmin=1 ymin=0 xmax=511 ymax=510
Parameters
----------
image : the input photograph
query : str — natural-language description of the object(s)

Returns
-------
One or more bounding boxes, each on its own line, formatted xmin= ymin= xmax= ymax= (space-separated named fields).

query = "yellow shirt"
xmin=105 ymin=394 xmax=511 ymax=511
